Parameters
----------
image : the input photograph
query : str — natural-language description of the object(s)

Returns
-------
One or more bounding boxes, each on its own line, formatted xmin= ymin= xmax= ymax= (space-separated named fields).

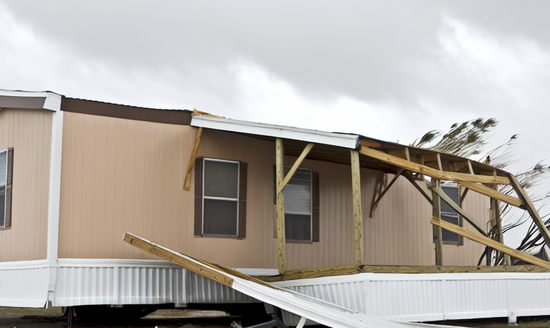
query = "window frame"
xmin=194 ymin=157 xmax=247 ymax=239
xmin=0 ymin=148 xmax=13 ymax=230
xmin=440 ymin=184 xmax=463 ymax=245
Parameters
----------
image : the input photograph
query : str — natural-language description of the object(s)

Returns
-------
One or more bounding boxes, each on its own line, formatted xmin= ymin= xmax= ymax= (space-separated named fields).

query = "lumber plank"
xmin=430 ymin=185 xmax=488 ymax=236
xmin=277 ymin=143 xmax=314 ymax=194
xmin=350 ymin=150 xmax=364 ymax=265
xmin=259 ymin=264 xmax=550 ymax=282
xmin=369 ymin=169 xmax=403 ymax=218
xmin=359 ymin=146 xmax=510 ymax=184
xmin=430 ymin=216 xmax=550 ymax=270
xmin=183 ymin=127 xmax=203 ymax=191
xmin=432 ymin=180 xmax=443 ymax=265
xmin=508 ymin=173 xmax=550 ymax=248
xmin=276 ymin=138 xmax=286 ymax=274
xmin=457 ymin=180 xmax=523 ymax=208
xmin=123 ymin=232 xmax=234 ymax=287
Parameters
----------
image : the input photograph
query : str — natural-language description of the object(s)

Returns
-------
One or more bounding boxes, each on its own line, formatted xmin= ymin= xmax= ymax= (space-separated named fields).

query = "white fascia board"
xmin=191 ymin=115 xmax=360 ymax=149
xmin=0 ymin=89 xmax=62 ymax=112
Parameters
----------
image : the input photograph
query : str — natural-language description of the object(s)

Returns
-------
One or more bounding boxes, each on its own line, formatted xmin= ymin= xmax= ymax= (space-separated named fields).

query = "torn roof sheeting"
xmin=122 ymin=232 xmax=459 ymax=328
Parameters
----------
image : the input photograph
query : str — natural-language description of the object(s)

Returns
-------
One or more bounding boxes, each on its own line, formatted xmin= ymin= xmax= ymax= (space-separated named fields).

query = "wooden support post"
xmin=183 ymin=127 xmax=203 ymax=191
xmin=350 ymin=150 xmax=364 ymax=265
xmin=508 ymin=173 xmax=550 ymax=248
xmin=431 ymin=179 xmax=443 ymax=266
xmin=276 ymin=138 xmax=286 ymax=274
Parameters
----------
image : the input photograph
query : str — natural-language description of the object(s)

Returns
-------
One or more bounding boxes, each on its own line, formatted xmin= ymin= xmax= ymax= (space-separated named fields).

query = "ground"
xmin=1 ymin=307 xmax=550 ymax=328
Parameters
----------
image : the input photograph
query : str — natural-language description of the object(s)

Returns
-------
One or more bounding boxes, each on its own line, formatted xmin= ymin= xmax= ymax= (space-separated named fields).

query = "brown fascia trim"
xmin=61 ymin=97 xmax=192 ymax=125
xmin=0 ymin=96 xmax=47 ymax=110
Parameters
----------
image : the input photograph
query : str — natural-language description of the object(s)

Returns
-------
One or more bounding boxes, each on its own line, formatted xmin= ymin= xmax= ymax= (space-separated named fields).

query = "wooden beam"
xmin=277 ymin=143 xmax=314 ymax=194
xmin=457 ymin=180 xmax=523 ymax=208
xmin=123 ymin=232 xmax=234 ymax=287
xmin=436 ymin=153 xmax=443 ymax=171
xmin=430 ymin=217 xmax=550 ymax=270
xmin=359 ymin=146 xmax=510 ymax=185
xmin=430 ymin=184 xmax=488 ymax=236
xmin=276 ymin=138 xmax=286 ymax=274
xmin=361 ymin=140 xmax=381 ymax=148
xmin=402 ymin=171 xmax=433 ymax=205
xmin=432 ymin=180 xmax=443 ymax=266
xmin=183 ymin=127 xmax=203 ymax=191
xmin=508 ymin=173 xmax=550 ymax=248
xmin=350 ymin=150 xmax=364 ymax=265
xmin=404 ymin=147 xmax=410 ymax=161
xmin=369 ymin=169 xmax=403 ymax=218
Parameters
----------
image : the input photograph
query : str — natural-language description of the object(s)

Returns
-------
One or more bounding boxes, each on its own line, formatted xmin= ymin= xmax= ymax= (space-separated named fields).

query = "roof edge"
xmin=191 ymin=115 xmax=360 ymax=149
xmin=0 ymin=89 xmax=62 ymax=112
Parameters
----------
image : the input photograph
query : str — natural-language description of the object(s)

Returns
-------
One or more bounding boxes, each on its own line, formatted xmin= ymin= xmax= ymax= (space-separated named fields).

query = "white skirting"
xmin=274 ymin=272 xmax=550 ymax=323
xmin=2 ymin=260 xmax=550 ymax=324
xmin=0 ymin=259 xmax=256 ymax=308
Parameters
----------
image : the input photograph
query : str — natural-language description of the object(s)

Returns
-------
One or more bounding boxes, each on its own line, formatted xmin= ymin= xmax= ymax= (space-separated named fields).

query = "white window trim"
xmin=0 ymin=148 xmax=7 ymax=229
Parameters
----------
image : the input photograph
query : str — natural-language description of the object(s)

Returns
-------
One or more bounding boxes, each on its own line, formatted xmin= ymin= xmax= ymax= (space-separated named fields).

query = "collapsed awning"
xmin=123 ymin=232 xmax=461 ymax=328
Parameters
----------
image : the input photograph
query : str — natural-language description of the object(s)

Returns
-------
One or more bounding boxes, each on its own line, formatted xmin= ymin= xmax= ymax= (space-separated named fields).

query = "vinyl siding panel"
xmin=59 ymin=115 xmax=489 ymax=269
xmin=0 ymin=109 xmax=51 ymax=261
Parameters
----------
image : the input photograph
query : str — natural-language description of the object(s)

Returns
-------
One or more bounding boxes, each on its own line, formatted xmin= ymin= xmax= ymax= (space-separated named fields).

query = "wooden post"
xmin=431 ymin=179 xmax=443 ymax=266
xmin=350 ymin=150 xmax=363 ymax=265
xmin=276 ymin=138 xmax=286 ymax=274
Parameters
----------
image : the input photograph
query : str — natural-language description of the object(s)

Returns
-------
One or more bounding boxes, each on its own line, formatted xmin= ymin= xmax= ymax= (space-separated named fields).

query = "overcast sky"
xmin=1 ymin=1 xmax=549 ymax=247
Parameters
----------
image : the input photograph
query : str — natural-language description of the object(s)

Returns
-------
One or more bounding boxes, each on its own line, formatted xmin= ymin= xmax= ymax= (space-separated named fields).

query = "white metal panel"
xmin=191 ymin=115 xmax=360 ymax=149
xmin=185 ymin=270 xmax=258 ymax=304
xmin=54 ymin=259 xmax=187 ymax=306
xmin=53 ymin=259 xmax=257 ymax=307
xmin=275 ymin=272 xmax=550 ymax=322
xmin=0 ymin=260 xmax=49 ymax=307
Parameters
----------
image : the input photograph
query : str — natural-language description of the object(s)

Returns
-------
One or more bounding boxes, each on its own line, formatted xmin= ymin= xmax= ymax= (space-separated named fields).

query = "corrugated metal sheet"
xmin=53 ymin=259 xmax=255 ymax=307
xmin=275 ymin=272 xmax=550 ymax=322
xmin=0 ymin=260 xmax=49 ymax=307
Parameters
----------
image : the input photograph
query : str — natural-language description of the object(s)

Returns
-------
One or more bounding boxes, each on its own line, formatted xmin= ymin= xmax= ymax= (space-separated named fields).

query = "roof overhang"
xmin=191 ymin=115 xmax=360 ymax=149
xmin=0 ymin=89 xmax=62 ymax=112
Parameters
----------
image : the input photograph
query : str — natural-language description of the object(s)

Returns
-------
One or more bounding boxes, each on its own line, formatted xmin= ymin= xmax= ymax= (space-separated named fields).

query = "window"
xmin=276 ymin=166 xmax=319 ymax=243
xmin=194 ymin=158 xmax=247 ymax=238
xmin=441 ymin=184 xmax=462 ymax=244
xmin=0 ymin=148 xmax=13 ymax=229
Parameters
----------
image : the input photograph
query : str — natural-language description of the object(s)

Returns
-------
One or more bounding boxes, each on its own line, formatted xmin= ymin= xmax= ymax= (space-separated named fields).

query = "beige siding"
xmin=59 ymin=114 xmax=490 ymax=269
xmin=0 ymin=109 xmax=51 ymax=261
xmin=362 ymin=174 xmax=489 ymax=266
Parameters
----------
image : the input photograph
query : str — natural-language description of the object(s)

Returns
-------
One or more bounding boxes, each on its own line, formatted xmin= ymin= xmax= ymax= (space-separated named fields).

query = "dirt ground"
xmin=0 ymin=307 xmax=236 ymax=328
xmin=1 ymin=307 xmax=550 ymax=328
